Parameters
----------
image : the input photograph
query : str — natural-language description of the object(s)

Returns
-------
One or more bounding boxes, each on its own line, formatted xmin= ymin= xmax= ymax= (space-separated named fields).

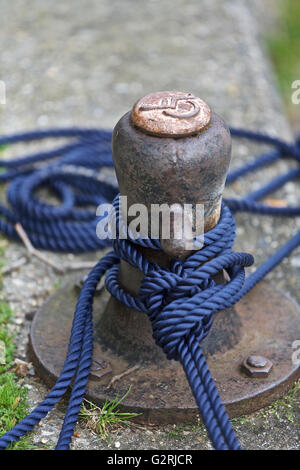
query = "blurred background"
xmin=0 ymin=0 xmax=299 ymax=135
xmin=267 ymin=0 xmax=300 ymax=130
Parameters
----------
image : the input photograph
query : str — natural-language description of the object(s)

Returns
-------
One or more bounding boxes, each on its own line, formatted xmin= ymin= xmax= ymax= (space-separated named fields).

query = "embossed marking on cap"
xmin=131 ymin=91 xmax=211 ymax=137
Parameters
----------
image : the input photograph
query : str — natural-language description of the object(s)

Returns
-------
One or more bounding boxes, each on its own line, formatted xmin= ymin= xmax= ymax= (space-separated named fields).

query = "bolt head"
xmin=247 ymin=355 xmax=268 ymax=368
xmin=131 ymin=91 xmax=211 ymax=137
xmin=242 ymin=355 xmax=273 ymax=378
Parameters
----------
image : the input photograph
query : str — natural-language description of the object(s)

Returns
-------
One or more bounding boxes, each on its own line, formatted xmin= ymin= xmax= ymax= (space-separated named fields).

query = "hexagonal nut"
xmin=242 ymin=355 xmax=273 ymax=378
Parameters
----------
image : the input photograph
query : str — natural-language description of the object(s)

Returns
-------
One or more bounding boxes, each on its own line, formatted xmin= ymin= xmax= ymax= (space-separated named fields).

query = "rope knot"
xmin=139 ymin=258 xmax=216 ymax=314
xmin=105 ymin=200 xmax=254 ymax=361
xmin=138 ymin=260 xmax=189 ymax=310
xmin=139 ymin=251 xmax=253 ymax=360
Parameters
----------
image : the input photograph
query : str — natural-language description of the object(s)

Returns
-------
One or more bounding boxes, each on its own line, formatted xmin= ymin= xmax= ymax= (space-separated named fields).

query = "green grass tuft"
xmin=0 ymin=293 xmax=36 ymax=449
xmin=267 ymin=0 xmax=300 ymax=122
xmin=80 ymin=386 xmax=142 ymax=439
xmin=0 ymin=236 xmax=39 ymax=449
xmin=0 ymin=373 xmax=36 ymax=450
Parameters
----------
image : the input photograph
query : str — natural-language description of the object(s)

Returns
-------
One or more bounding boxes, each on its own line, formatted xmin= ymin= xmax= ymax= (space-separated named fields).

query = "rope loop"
xmin=106 ymin=201 xmax=254 ymax=361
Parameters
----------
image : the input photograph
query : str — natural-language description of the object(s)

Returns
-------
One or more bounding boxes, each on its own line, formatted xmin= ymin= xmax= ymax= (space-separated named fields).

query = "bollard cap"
xmin=113 ymin=92 xmax=231 ymax=258
xmin=131 ymin=91 xmax=211 ymax=137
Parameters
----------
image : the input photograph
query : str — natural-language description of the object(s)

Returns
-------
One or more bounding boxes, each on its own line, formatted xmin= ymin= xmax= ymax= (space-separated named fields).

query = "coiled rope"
xmin=0 ymin=126 xmax=299 ymax=450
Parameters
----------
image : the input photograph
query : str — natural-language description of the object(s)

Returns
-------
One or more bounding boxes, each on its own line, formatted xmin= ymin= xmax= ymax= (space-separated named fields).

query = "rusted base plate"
xmin=29 ymin=280 xmax=300 ymax=424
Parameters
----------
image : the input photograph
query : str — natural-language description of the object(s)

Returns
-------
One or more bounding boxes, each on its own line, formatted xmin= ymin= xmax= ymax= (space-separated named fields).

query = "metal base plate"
xmin=29 ymin=280 xmax=300 ymax=424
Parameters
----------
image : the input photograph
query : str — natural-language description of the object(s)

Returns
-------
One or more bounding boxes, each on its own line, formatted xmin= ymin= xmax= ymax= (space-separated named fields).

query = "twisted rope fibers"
xmin=0 ymin=126 xmax=299 ymax=450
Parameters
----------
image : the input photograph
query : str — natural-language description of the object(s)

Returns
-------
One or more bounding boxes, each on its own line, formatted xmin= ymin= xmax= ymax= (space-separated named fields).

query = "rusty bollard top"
xmin=112 ymin=91 xmax=232 ymax=259
xmin=131 ymin=91 xmax=211 ymax=137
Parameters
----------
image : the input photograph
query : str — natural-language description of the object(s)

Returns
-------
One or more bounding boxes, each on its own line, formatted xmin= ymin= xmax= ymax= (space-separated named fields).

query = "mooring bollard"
xmin=30 ymin=91 xmax=300 ymax=425
xmin=100 ymin=92 xmax=242 ymax=364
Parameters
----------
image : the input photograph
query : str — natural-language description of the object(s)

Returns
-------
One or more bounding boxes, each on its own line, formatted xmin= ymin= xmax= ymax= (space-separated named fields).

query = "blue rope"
xmin=0 ymin=126 xmax=299 ymax=450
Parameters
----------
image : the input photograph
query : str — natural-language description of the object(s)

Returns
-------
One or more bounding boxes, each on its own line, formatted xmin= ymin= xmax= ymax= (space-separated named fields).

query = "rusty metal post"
xmin=98 ymin=91 xmax=241 ymax=361
xmin=30 ymin=91 xmax=300 ymax=424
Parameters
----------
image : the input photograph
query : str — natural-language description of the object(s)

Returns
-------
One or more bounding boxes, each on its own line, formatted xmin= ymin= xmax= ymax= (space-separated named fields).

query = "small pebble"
xmin=291 ymin=258 xmax=300 ymax=268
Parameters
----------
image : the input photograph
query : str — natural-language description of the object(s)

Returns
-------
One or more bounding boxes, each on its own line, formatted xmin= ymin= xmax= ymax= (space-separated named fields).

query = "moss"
xmin=258 ymin=380 xmax=300 ymax=424
xmin=168 ymin=428 xmax=185 ymax=441
xmin=231 ymin=380 xmax=300 ymax=428
xmin=167 ymin=419 xmax=204 ymax=441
